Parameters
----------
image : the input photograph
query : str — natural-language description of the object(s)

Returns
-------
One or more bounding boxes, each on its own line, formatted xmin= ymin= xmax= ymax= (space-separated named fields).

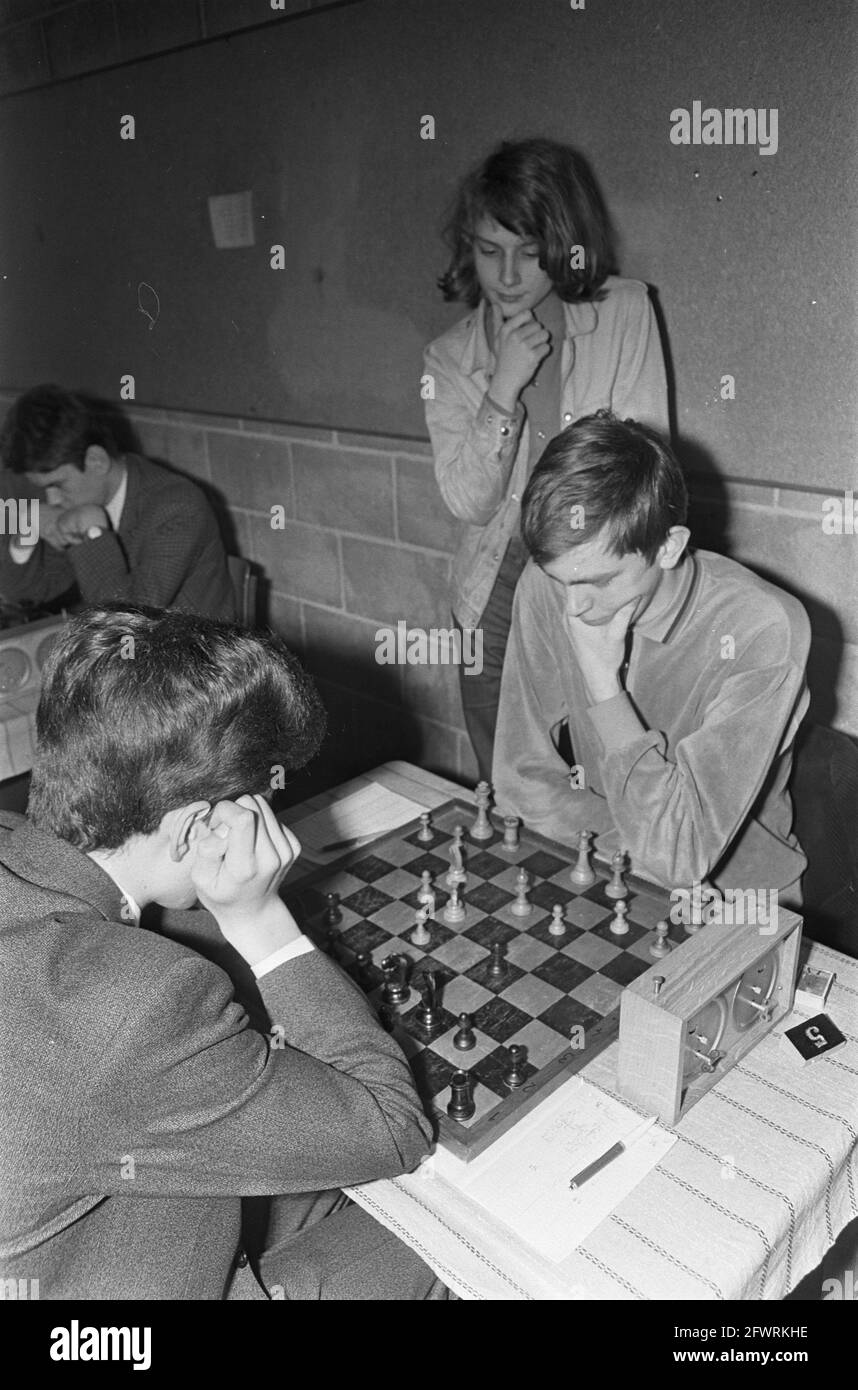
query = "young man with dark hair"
xmin=0 ymin=606 xmax=447 ymax=1300
xmin=493 ymin=412 xmax=811 ymax=898
xmin=0 ymin=384 xmax=234 ymax=618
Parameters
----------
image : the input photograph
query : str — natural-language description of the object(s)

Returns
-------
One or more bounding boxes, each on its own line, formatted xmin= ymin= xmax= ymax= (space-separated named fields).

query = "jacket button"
xmin=563 ymin=413 xmax=573 ymax=423
xmin=492 ymin=552 xmax=500 ymax=560
xmin=236 ymin=1249 xmax=249 ymax=1269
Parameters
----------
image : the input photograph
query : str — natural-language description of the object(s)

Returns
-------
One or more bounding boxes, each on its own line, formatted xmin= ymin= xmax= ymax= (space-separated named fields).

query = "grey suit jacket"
xmin=0 ymin=813 xmax=432 ymax=1299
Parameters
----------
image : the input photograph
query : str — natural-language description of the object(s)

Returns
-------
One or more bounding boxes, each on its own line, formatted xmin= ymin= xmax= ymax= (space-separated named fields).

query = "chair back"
xmin=791 ymin=722 xmax=858 ymax=957
xmin=227 ymin=555 xmax=257 ymax=627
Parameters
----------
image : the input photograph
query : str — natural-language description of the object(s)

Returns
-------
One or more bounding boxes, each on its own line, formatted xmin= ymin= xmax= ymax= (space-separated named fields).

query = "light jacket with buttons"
xmin=423 ymin=276 xmax=669 ymax=629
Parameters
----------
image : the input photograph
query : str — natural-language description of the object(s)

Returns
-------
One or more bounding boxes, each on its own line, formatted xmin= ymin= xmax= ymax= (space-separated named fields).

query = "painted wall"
xmin=1 ymin=0 xmax=856 ymax=487
xmin=0 ymin=0 xmax=855 ymax=786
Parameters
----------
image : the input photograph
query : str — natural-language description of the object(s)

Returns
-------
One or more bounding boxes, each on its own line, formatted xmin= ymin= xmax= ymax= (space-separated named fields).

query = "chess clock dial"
xmin=684 ymin=998 xmax=727 ymax=1076
xmin=731 ymin=955 xmax=778 ymax=1031
xmin=0 ymin=647 xmax=31 ymax=693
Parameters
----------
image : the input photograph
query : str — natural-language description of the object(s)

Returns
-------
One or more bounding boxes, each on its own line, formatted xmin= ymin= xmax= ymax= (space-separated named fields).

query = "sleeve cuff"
xmin=587 ymin=691 xmax=647 ymax=753
xmin=476 ymin=394 xmax=524 ymax=457
xmin=252 ymin=934 xmax=315 ymax=979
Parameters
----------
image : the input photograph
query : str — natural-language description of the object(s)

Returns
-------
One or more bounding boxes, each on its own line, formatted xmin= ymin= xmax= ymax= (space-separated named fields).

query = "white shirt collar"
xmin=87 ymin=852 xmax=142 ymax=925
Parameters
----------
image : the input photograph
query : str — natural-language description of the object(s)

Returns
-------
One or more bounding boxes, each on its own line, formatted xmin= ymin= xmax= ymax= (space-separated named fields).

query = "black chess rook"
xmin=447 ymin=1070 xmax=475 ymax=1121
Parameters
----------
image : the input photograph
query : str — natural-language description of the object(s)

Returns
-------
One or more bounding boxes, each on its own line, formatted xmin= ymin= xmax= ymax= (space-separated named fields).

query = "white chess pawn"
xmin=410 ymin=906 xmax=432 ymax=947
xmin=605 ymin=850 xmax=629 ymax=900
xmin=502 ymin=816 xmax=520 ymax=852
xmin=569 ymin=829 xmax=596 ymax=887
xmin=650 ymin=920 xmax=672 ymax=958
xmin=609 ymin=900 xmax=630 ymax=936
xmin=417 ymin=870 xmax=435 ymax=916
xmin=549 ymin=903 xmax=566 ymax=936
xmin=471 ymin=782 xmax=493 ymax=841
xmin=443 ymin=882 xmax=466 ymax=924
xmin=445 ymin=827 xmax=467 ymax=887
xmin=510 ymin=868 xmax=532 ymax=917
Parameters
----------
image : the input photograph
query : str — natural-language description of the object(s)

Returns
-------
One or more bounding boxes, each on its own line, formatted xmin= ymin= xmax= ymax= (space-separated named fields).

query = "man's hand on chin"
xmin=56 ymin=504 xmax=109 ymax=546
xmin=564 ymin=599 xmax=637 ymax=705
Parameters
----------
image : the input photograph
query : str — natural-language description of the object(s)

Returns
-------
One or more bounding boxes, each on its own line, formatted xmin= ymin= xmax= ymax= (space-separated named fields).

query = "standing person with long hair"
xmin=424 ymin=138 xmax=669 ymax=782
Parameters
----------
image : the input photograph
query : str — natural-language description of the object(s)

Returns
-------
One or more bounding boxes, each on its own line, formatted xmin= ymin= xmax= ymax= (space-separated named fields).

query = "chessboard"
xmin=283 ymin=796 xmax=689 ymax=1161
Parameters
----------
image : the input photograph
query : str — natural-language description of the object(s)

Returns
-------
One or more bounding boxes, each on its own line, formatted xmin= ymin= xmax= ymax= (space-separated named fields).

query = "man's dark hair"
xmin=28 ymin=606 xmax=327 ymax=851
xmin=521 ymin=411 xmax=688 ymax=566
xmin=0 ymin=384 xmax=118 ymax=475
xmin=437 ymin=137 xmax=616 ymax=306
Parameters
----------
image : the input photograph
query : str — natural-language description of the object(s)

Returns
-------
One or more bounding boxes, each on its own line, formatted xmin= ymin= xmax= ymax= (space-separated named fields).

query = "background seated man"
xmin=493 ymin=411 xmax=811 ymax=901
xmin=0 ymin=384 xmax=235 ymax=618
xmin=0 ymin=606 xmax=446 ymax=1300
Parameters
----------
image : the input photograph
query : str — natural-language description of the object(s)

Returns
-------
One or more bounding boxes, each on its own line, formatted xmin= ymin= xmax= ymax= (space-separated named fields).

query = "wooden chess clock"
xmin=617 ymin=909 xmax=803 ymax=1124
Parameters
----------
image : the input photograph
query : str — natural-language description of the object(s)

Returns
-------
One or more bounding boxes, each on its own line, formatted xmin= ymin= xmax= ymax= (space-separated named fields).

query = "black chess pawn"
xmin=354 ymin=951 xmax=374 ymax=991
xmin=447 ymin=1070 xmax=475 ymax=1121
xmin=488 ymin=941 xmax=507 ymax=979
xmin=453 ymin=1012 xmax=476 ymax=1051
xmin=324 ymin=892 xmax=343 ymax=927
xmin=500 ymin=1045 xmax=528 ymax=1084
xmin=504 ymin=1044 xmax=528 ymax=1089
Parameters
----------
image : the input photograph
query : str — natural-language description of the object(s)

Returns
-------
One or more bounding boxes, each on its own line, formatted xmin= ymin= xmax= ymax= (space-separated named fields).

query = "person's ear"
xmin=82 ymin=445 xmax=112 ymax=477
xmin=658 ymin=526 xmax=691 ymax=571
xmin=164 ymin=802 xmax=212 ymax=863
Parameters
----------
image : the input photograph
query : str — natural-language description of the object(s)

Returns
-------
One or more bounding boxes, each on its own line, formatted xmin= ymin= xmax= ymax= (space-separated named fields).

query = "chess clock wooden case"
xmin=617 ymin=909 xmax=802 ymax=1124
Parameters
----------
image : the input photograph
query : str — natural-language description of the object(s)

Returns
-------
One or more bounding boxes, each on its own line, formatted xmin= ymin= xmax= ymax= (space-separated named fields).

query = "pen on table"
xmin=568 ymin=1116 xmax=657 ymax=1191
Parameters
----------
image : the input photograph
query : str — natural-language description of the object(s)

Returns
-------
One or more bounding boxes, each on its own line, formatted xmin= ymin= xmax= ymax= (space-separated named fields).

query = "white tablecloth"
xmin=349 ymin=941 xmax=858 ymax=1300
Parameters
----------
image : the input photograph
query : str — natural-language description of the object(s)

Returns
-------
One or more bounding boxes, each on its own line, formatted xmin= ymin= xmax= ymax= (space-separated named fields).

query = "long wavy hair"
xmin=437 ymin=138 xmax=617 ymax=307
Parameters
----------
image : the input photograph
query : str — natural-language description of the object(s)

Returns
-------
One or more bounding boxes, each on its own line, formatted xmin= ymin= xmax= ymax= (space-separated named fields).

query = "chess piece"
xmin=445 ymin=826 xmax=466 ymax=886
xmin=381 ymin=954 xmax=409 ymax=1005
xmin=443 ymin=882 xmax=466 ymax=924
xmin=324 ymin=892 xmax=343 ymax=927
xmin=453 ymin=1012 xmax=476 ymax=1051
xmin=447 ymin=1070 xmax=475 ymax=1121
xmin=510 ymin=867 xmax=532 ymax=917
xmin=417 ymin=870 xmax=435 ymax=909
xmin=417 ymin=811 xmax=434 ymax=843
xmin=604 ymin=850 xmax=629 ymax=900
xmin=410 ymin=906 xmax=432 ymax=947
xmin=549 ymin=903 xmax=566 ymax=937
xmin=415 ymin=970 xmax=441 ymax=1029
xmin=502 ymin=816 xmax=520 ymax=852
xmin=569 ymin=830 xmax=596 ymax=887
xmin=354 ymin=952 xmax=375 ymax=991
xmin=470 ymin=781 xmax=493 ymax=840
xmin=650 ymin=920 xmax=672 ymax=958
xmin=504 ymin=1044 xmax=528 ymax=1089
xmin=488 ymin=941 xmax=507 ymax=979
xmin=609 ymin=900 xmax=630 ymax=936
